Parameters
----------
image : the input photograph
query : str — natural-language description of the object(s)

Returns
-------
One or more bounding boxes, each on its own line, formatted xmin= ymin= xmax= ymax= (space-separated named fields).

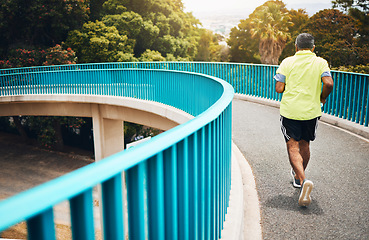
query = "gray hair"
xmin=295 ymin=33 xmax=314 ymax=49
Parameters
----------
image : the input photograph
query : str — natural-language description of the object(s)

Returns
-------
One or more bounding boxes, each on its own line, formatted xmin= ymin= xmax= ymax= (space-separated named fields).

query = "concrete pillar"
xmin=91 ymin=104 xmax=124 ymax=161
xmin=102 ymin=118 xmax=124 ymax=158
xmin=91 ymin=104 xmax=125 ymax=239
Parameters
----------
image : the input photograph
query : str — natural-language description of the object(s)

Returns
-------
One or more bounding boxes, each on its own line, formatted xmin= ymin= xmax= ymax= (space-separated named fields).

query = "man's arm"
xmin=274 ymin=73 xmax=286 ymax=93
xmin=320 ymin=76 xmax=334 ymax=105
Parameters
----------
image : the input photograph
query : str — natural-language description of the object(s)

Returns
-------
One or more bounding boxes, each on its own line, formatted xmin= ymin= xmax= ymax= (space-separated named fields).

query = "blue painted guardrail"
xmin=0 ymin=61 xmax=367 ymax=239
xmin=2 ymin=62 xmax=368 ymax=126
xmin=0 ymin=67 xmax=234 ymax=239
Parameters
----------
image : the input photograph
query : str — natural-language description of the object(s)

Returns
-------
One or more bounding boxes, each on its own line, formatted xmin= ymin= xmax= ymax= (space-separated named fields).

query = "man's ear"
xmin=312 ymin=45 xmax=316 ymax=52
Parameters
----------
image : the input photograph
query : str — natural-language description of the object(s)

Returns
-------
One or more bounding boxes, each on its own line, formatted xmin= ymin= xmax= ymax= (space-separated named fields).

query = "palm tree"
xmin=249 ymin=0 xmax=291 ymax=65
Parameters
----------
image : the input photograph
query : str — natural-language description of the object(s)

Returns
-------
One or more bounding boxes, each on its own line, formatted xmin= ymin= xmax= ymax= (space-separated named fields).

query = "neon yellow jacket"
xmin=276 ymin=50 xmax=330 ymax=120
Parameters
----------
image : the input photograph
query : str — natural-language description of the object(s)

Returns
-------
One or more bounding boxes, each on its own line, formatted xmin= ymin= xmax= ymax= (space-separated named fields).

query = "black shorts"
xmin=280 ymin=116 xmax=320 ymax=142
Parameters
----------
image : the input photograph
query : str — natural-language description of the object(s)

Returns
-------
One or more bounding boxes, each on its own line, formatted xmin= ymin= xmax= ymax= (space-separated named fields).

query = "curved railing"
xmin=2 ymin=62 xmax=367 ymax=126
xmin=0 ymin=67 xmax=234 ymax=239
xmin=0 ymin=61 xmax=367 ymax=239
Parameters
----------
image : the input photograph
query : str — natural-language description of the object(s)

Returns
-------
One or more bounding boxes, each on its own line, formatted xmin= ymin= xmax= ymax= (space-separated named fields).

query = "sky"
xmin=182 ymin=0 xmax=333 ymax=17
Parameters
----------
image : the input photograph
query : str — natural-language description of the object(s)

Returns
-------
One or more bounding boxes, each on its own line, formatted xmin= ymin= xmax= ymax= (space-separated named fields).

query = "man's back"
xmin=277 ymin=50 xmax=330 ymax=120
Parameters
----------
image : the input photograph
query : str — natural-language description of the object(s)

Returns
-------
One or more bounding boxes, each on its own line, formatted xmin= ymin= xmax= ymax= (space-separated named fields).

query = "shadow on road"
xmin=264 ymin=190 xmax=324 ymax=216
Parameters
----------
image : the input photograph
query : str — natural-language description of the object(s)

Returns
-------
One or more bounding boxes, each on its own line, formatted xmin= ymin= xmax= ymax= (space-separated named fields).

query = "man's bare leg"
xmin=286 ymin=138 xmax=305 ymax=184
xmin=299 ymin=140 xmax=310 ymax=170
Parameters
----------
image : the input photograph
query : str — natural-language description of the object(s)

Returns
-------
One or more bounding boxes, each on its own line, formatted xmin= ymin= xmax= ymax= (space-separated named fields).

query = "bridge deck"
xmin=233 ymin=99 xmax=369 ymax=239
xmin=1 ymin=98 xmax=368 ymax=239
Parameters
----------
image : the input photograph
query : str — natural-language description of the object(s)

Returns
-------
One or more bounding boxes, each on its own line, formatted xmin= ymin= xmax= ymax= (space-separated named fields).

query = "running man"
xmin=274 ymin=33 xmax=334 ymax=206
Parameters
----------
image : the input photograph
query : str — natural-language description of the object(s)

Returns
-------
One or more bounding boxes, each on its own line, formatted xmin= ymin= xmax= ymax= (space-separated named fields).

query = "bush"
xmin=333 ymin=64 xmax=369 ymax=74
xmin=43 ymin=45 xmax=77 ymax=66
xmin=0 ymin=45 xmax=76 ymax=69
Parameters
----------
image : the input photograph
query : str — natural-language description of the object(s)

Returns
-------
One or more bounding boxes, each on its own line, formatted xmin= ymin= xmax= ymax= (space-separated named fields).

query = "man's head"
xmin=295 ymin=33 xmax=315 ymax=51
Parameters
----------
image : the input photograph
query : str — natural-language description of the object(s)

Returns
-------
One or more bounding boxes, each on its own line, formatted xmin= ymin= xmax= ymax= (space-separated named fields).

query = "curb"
xmin=233 ymin=143 xmax=262 ymax=240
xmin=221 ymin=142 xmax=262 ymax=240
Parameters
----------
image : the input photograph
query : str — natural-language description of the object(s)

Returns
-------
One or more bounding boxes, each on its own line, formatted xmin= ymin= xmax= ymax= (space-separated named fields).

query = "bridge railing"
xmin=0 ymin=61 xmax=367 ymax=239
xmin=0 ymin=67 xmax=234 ymax=240
xmin=2 ymin=62 xmax=367 ymax=126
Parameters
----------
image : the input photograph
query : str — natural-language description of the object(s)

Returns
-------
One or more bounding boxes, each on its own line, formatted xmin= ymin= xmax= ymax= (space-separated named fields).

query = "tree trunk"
xmin=12 ymin=116 xmax=30 ymax=143
xmin=53 ymin=119 xmax=64 ymax=151
xmin=259 ymin=39 xmax=275 ymax=65
xmin=259 ymin=38 xmax=286 ymax=65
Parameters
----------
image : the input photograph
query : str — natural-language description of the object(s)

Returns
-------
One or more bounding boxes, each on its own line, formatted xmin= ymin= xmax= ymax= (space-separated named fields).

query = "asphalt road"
xmin=232 ymin=99 xmax=369 ymax=240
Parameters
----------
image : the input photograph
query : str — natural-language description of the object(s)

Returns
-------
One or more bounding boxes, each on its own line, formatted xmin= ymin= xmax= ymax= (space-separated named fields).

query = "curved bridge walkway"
xmin=233 ymin=98 xmax=369 ymax=239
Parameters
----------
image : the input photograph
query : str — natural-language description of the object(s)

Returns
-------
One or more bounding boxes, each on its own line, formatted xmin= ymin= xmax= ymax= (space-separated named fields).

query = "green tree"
xmin=249 ymin=0 xmax=292 ymax=65
xmin=0 ymin=0 xmax=89 ymax=57
xmin=97 ymin=0 xmax=199 ymax=59
xmin=102 ymin=11 xmax=160 ymax=55
xmin=195 ymin=29 xmax=226 ymax=62
xmin=301 ymin=9 xmax=368 ymax=67
xmin=333 ymin=0 xmax=369 ymax=45
xmin=88 ymin=0 xmax=201 ymax=60
xmin=89 ymin=0 xmax=106 ymax=21
xmin=65 ymin=20 xmax=136 ymax=63
xmin=332 ymin=0 xmax=369 ymax=13
xmin=227 ymin=19 xmax=260 ymax=63
xmin=1 ymin=0 xmax=209 ymax=152
xmin=280 ymin=9 xmax=310 ymax=59
xmin=138 ymin=50 xmax=166 ymax=61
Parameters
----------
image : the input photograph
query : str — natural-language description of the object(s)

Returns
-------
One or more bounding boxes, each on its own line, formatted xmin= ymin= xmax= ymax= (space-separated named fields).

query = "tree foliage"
xmin=228 ymin=0 xmax=292 ymax=64
xmin=333 ymin=0 xmax=369 ymax=46
xmin=301 ymin=9 xmax=369 ymax=67
xmin=65 ymin=20 xmax=135 ymax=63
xmin=0 ymin=0 xmax=225 ymax=151
xmin=0 ymin=0 xmax=217 ymax=64
xmin=193 ymin=29 xmax=226 ymax=61
xmin=227 ymin=19 xmax=260 ymax=63
xmin=332 ymin=0 xmax=369 ymax=13
xmin=0 ymin=0 xmax=89 ymax=57
xmin=229 ymin=0 xmax=368 ymax=70
xmin=0 ymin=45 xmax=76 ymax=68
xmin=248 ymin=0 xmax=291 ymax=65
xmin=86 ymin=0 xmax=200 ymax=60
xmin=138 ymin=50 xmax=166 ymax=61
xmin=280 ymin=9 xmax=309 ymax=59
xmin=333 ymin=64 xmax=369 ymax=74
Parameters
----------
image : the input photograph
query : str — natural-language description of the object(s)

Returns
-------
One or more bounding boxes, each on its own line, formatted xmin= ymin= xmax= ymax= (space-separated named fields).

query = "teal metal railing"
xmin=0 ymin=67 xmax=234 ymax=239
xmin=0 ymin=61 xmax=367 ymax=239
xmin=2 ymin=62 xmax=367 ymax=126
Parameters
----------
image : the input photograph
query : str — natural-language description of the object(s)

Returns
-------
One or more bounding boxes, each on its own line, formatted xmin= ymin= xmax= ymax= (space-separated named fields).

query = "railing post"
xmin=27 ymin=208 xmax=56 ymax=240
xmin=177 ymin=139 xmax=190 ymax=240
xmin=126 ymin=162 xmax=147 ymax=240
xmin=164 ymin=145 xmax=179 ymax=239
xmin=70 ymin=189 xmax=95 ymax=240
xmin=147 ymin=153 xmax=165 ymax=239
xmin=189 ymin=132 xmax=199 ymax=239
xmin=101 ymin=174 xmax=125 ymax=240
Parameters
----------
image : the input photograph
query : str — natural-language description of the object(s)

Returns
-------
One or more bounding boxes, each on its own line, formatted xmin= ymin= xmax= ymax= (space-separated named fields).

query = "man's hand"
xmin=320 ymin=96 xmax=327 ymax=105
xmin=275 ymin=81 xmax=285 ymax=93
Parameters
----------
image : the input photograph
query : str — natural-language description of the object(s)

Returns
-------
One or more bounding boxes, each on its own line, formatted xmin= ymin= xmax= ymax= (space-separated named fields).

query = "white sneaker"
xmin=291 ymin=168 xmax=301 ymax=188
xmin=298 ymin=180 xmax=314 ymax=207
